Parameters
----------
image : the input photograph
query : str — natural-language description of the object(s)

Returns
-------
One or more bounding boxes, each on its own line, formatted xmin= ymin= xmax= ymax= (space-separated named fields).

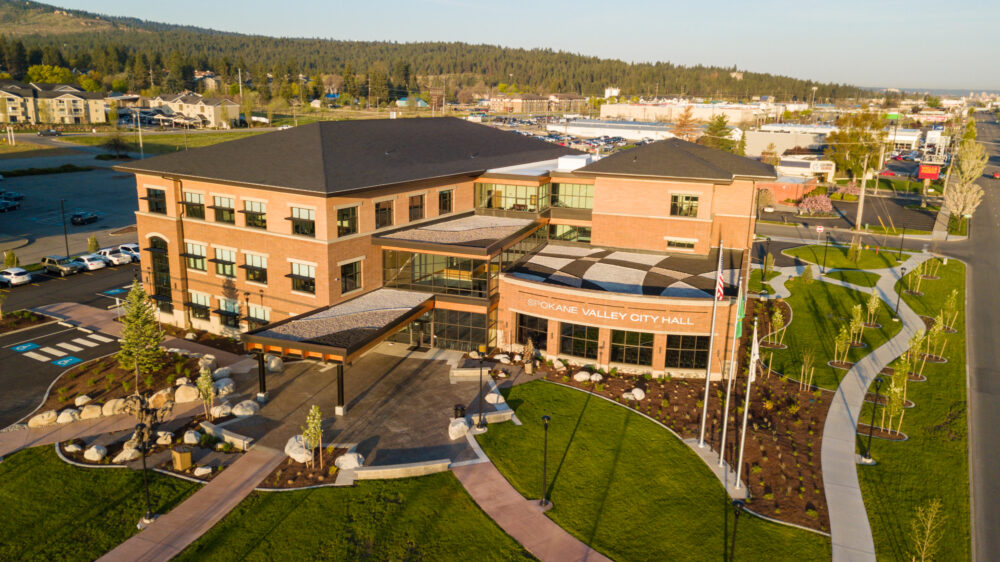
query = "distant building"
xmin=604 ymin=87 xmax=621 ymax=99
xmin=774 ymin=155 xmax=835 ymax=182
xmin=600 ymin=102 xmax=778 ymax=124
xmin=147 ymin=92 xmax=240 ymax=129
xmin=395 ymin=97 xmax=429 ymax=108
xmin=0 ymin=80 xmax=107 ymax=124
xmin=489 ymin=94 xmax=549 ymax=114
xmin=548 ymin=93 xmax=587 ymax=113
xmin=547 ymin=119 xmax=676 ymax=141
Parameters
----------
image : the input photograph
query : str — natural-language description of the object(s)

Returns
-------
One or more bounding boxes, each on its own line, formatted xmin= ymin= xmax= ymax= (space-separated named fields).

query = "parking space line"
xmin=72 ymin=338 xmax=98 ymax=347
xmin=23 ymin=351 xmax=50 ymax=362
xmin=38 ymin=346 xmax=66 ymax=357
xmin=88 ymin=334 xmax=114 ymax=343
xmin=57 ymin=342 xmax=83 ymax=352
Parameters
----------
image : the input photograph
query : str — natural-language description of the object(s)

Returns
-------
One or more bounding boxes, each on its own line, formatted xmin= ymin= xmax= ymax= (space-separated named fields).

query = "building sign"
xmin=525 ymin=298 xmax=694 ymax=326
xmin=918 ymin=165 xmax=941 ymax=180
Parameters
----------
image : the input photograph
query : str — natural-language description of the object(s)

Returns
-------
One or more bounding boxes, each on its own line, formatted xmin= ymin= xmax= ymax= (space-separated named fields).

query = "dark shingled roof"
xmin=578 ymin=138 xmax=776 ymax=182
xmin=116 ymin=117 xmax=581 ymax=195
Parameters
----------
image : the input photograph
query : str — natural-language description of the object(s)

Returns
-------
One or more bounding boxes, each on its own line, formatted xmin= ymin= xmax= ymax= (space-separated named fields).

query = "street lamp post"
xmin=893 ymin=267 xmax=907 ymax=321
xmin=897 ymin=230 xmax=906 ymax=260
xmin=540 ymin=415 xmax=551 ymax=506
xmin=136 ymin=420 xmax=154 ymax=526
xmin=861 ymin=376 xmax=884 ymax=464
xmin=59 ymin=198 xmax=70 ymax=258
xmin=729 ymin=499 xmax=745 ymax=560
xmin=821 ymin=234 xmax=830 ymax=274
xmin=477 ymin=344 xmax=487 ymax=429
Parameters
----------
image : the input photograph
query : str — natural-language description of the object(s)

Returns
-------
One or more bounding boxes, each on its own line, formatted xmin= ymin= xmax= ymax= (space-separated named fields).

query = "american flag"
xmin=714 ymin=246 xmax=725 ymax=301
xmin=749 ymin=322 xmax=760 ymax=383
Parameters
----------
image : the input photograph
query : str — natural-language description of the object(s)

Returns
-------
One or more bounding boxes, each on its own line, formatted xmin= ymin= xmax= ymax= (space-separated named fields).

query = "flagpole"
xmin=698 ymin=240 xmax=724 ymax=448
xmin=735 ymin=320 xmax=758 ymax=490
xmin=718 ymin=278 xmax=742 ymax=468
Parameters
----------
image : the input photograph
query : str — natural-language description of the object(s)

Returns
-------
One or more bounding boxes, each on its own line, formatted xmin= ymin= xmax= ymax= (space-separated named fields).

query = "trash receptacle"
xmin=172 ymin=446 xmax=192 ymax=471
xmin=454 ymin=404 xmax=466 ymax=419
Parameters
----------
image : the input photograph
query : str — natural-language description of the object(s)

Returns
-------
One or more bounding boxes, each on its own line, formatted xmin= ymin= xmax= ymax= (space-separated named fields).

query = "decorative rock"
xmin=199 ymin=354 xmax=218 ymax=371
xmin=212 ymin=366 xmax=232 ymax=381
xmin=266 ymin=356 xmax=284 ymax=373
xmin=64 ymin=443 xmax=82 ymax=453
xmin=149 ymin=387 xmax=174 ymax=409
xmin=573 ymin=371 xmax=591 ymax=382
xmin=232 ymin=400 xmax=260 ymax=416
xmin=84 ymin=445 xmax=107 ymax=462
xmin=175 ymin=384 xmax=199 ymax=403
xmin=175 ymin=377 xmax=190 ymax=386
xmin=284 ymin=435 xmax=314 ymax=463
xmin=496 ymin=370 xmax=508 ymax=378
xmin=590 ymin=373 xmax=604 ymax=383
xmin=497 ymin=356 xmax=511 ymax=365
xmin=630 ymin=388 xmax=646 ymax=401
xmin=212 ymin=378 xmax=235 ymax=397
xmin=74 ymin=395 xmax=92 ymax=407
xmin=210 ymin=402 xmax=232 ymax=418
xmin=183 ymin=430 xmax=201 ymax=445
xmin=185 ymin=332 xmax=198 ymax=341
xmin=56 ymin=409 xmax=80 ymax=424
xmin=156 ymin=431 xmax=174 ymax=446
xmin=513 ymin=354 xmax=522 ymax=363
xmin=485 ymin=392 xmax=505 ymax=404
xmin=335 ymin=452 xmax=364 ymax=470
xmin=102 ymin=398 xmax=126 ymax=417
xmin=112 ymin=448 xmax=141 ymax=464
xmin=622 ymin=391 xmax=634 ymax=401
xmin=448 ymin=417 xmax=470 ymax=440
xmin=80 ymin=404 xmax=103 ymax=420
xmin=28 ymin=410 xmax=58 ymax=428
xmin=193 ymin=466 xmax=212 ymax=477
xmin=468 ymin=350 xmax=480 ymax=359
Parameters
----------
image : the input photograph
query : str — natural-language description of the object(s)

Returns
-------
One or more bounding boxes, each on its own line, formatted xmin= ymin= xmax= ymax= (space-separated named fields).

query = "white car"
xmin=0 ymin=267 xmax=32 ymax=287
xmin=97 ymin=248 xmax=132 ymax=266
xmin=119 ymin=243 xmax=140 ymax=262
xmin=71 ymin=254 xmax=108 ymax=271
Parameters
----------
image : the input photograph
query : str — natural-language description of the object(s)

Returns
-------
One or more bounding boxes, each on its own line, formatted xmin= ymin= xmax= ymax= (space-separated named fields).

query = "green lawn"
xmin=63 ymin=130 xmax=266 ymax=155
xmin=0 ymin=446 xmax=198 ymax=560
xmin=766 ymin=277 xmax=902 ymax=389
xmin=864 ymin=225 xmax=932 ymax=236
xmin=784 ymin=244 xmax=903 ymax=270
xmin=948 ymin=215 xmax=969 ymax=236
xmin=823 ymin=270 xmax=882 ymax=288
xmin=749 ymin=268 xmax=780 ymax=294
xmin=178 ymin=472 xmax=533 ymax=561
xmin=857 ymin=261 xmax=969 ymax=561
xmin=477 ymin=381 xmax=830 ymax=561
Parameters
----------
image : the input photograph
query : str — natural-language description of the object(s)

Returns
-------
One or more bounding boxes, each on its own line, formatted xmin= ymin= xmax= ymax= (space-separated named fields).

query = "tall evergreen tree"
xmin=117 ymin=280 xmax=165 ymax=376
xmin=700 ymin=114 xmax=735 ymax=152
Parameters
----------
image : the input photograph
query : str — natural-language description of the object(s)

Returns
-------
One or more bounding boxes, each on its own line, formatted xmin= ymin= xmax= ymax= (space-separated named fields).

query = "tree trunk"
xmin=896 ymin=410 xmax=905 ymax=436
xmin=318 ymin=435 xmax=324 ymax=470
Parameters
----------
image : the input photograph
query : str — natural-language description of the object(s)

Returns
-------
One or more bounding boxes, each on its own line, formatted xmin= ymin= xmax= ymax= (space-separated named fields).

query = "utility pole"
xmin=855 ymin=153 xmax=871 ymax=233
xmin=238 ymin=68 xmax=244 ymax=99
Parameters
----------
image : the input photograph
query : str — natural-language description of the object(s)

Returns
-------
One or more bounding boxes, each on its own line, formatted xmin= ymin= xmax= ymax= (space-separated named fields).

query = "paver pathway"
xmin=98 ymin=445 xmax=285 ymax=562
xmin=452 ymin=461 xmax=612 ymax=562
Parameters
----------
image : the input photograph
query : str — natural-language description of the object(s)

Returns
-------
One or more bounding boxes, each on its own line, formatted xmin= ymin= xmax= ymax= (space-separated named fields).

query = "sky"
xmin=46 ymin=0 xmax=999 ymax=91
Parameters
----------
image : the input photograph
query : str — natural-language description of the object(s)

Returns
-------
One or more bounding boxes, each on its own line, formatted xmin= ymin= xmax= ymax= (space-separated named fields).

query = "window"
xmin=475 ymin=183 xmax=550 ymax=212
xmin=340 ymin=260 xmax=362 ymax=294
xmin=213 ymin=196 xmax=235 ymax=223
xmin=667 ymin=239 xmax=696 ymax=249
xmin=184 ymin=243 xmax=206 ymax=271
xmin=290 ymin=207 xmax=315 ymax=237
xmin=244 ymin=200 xmax=267 ymax=229
xmin=408 ymin=194 xmax=424 ymax=221
xmin=247 ymin=304 xmax=270 ymax=327
xmin=149 ymin=237 xmax=172 ymax=312
xmin=290 ymin=262 xmax=315 ymax=294
xmin=187 ymin=292 xmax=210 ymax=320
xmin=670 ymin=194 xmax=699 ymax=217
xmin=382 ymin=250 xmax=491 ymax=298
xmin=244 ymin=253 xmax=267 ymax=284
xmin=214 ymin=248 xmax=236 ymax=278
xmin=183 ymin=192 xmax=205 ymax=219
xmin=551 ymin=183 xmax=594 ymax=209
xmin=337 ymin=206 xmax=358 ymax=237
xmin=560 ymin=322 xmax=599 ymax=360
xmin=146 ymin=188 xmax=166 ymax=214
xmin=375 ymin=200 xmax=393 ymax=229
xmin=438 ymin=189 xmax=453 ymax=215
xmin=516 ymin=314 xmax=548 ymax=351
xmin=664 ymin=335 xmax=710 ymax=369
xmin=549 ymin=224 xmax=591 ymax=243
xmin=610 ymin=330 xmax=655 ymax=366
xmin=219 ymin=298 xmax=240 ymax=328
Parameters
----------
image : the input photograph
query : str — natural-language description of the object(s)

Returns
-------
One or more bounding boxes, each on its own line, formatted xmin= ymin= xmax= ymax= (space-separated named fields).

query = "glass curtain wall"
xmin=550 ymin=183 xmax=594 ymax=209
xmin=383 ymin=251 xmax=493 ymax=298
xmin=475 ymin=183 xmax=550 ymax=213
xmin=388 ymin=309 xmax=496 ymax=352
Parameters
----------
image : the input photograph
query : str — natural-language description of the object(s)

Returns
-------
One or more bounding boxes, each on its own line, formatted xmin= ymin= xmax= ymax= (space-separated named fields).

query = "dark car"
xmin=70 ymin=212 xmax=99 ymax=225
xmin=37 ymin=129 xmax=61 ymax=137
xmin=0 ymin=199 xmax=20 ymax=212
xmin=0 ymin=190 xmax=24 ymax=201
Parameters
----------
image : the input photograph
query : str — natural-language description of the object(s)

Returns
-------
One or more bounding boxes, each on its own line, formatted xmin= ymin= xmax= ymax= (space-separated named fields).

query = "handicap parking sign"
xmin=103 ymin=288 xmax=127 ymax=296
xmin=52 ymin=356 xmax=83 ymax=367
xmin=11 ymin=342 xmax=40 ymax=352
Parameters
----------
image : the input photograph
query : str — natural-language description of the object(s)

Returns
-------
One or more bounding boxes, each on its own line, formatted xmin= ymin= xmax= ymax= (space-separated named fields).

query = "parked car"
xmin=0 ymin=267 xmax=32 ymax=287
xmin=70 ymin=212 xmax=99 ymax=225
xmin=118 ymin=243 xmax=140 ymax=262
xmin=879 ymin=170 xmax=896 ymax=177
xmin=0 ymin=199 xmax=19 ymax=212
xmin=37 ymin=129 xmax=61 ymax=137
xmin=0 ymin=190 xmax=24 ymax=201
xmin=992 ymin=171 xmax=1000 ymax=179
xmin=41 ymin=256 xmax=82 ymax=277
xmin=96 ymin=248 xmax=132 ymax=266
xmin=70 ymin=254 xmax=107 ymax=271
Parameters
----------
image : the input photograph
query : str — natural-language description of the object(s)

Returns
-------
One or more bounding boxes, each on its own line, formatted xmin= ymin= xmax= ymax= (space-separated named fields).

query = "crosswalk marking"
xmin=23 ymin=351 xmax=50 ymax=362
xmin=38 ymin=347 xmax=66 ymax=357
xmin=88 ymin=334 xmax=114 ymax=343
xmin=57 ymin=342 xmax=84 ymax=352
xmin=73 ymin=338 xmax=98 ymax=347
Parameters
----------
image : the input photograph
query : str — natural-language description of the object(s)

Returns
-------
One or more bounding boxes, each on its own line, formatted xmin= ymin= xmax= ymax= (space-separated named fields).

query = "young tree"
xmin=117 ymin=280 xmax=165 ymax=375
xmin=700 ymin=114 xmax=734 ymax=151
xmin=850 ymin=304 xmax=864 ymax=345
xmin=87 ymin=235 xmax=99 ymax=254
xmin=301 ymin=404 xmax=323 ymax=469
xmin=835 ymin=325 xmax=851 ymax=363
xmin=885 ymin=369 xmax=906 ymax=435
xmin=943 ymin=181 xmax=984 ymax=229
xmin=799 ymin=347 xmax=816 ymax=390
xmin=865 ymin=290 xmax=881 ymax=326
xmin=756 ymin=188 xmax=775 ymax=211
xmin=942 ymin=288 xmax=959 ymax=331
xmin=3 ymin=250 xmax=17 ymax=268
xmin=102 ymin=134 xmax=130 ymax=158
xmin=761 ymin=142 xmax=781 ymax=166
xmin=952 ymin=139 xmax=988 ymax=193
xmin=670 ymin=106 xmax=698 ymax=142
xmin=770 ymin=308 xmax=785 ymax=344
xmin=735 ymin=132 xmax=747 ymax=156
xmin=800 ymin=194 xmax=833 ymax=215
xmin=197 ymin=366 xmax=214 ymax=420
xmin=909 ymin=498 xmax=946 ymax=562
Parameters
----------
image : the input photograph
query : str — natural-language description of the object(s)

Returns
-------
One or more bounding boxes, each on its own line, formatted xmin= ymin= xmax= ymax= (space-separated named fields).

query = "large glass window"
xmin=244 ymin=200 xmax=267 ymax=229
xmin=432 ymin=309 xmax=488 ymax=352
xmin=475 ymin=183 xmax=550 ymax=213
xmin=187 ymin=292 xmax=210 ymax=320
xmin=290 ymin=207 xmax=316 ymax=237
xmin=670 ymin=194 xmax=699 ymax=217
xmin=611 ymin=330 xmax=655 ymax=366
xmin=183 ymin=192 xmax=205 ymax=219
xmin=244 ymin=253 xmax=267 ymax=284
xmin=517 ymin=314 xmax=548 ymax=351
xmin=146 ymin=188 xmax=166 ymax=214
xmin=213 ymin=196 xmax=235 ymax=224
xmin=438 ymin=189 xmax=453 ymax=215
xmin=664 ymin=335 xmax=710 ymax=369
xmin=408 ymin=195 xmax=424 ymax=221
xmin=549 ymin=224 xmax=591 ymax=243
xmin=375 ymin=200 xmax=393 ymax=229
xmin=290 ymin=262 xmax=316 ymax=294
xmin=560 ymin=322 xmax=599 ymax=360
xmin=551 ymin=183 xmax=593 ymax=209
xmin=214 ymin=248 xmax=236 ymax=278
xmin=184 ymin=242 xmax=206 ymax=271
xmin=340 ymin=260 xmax=361 ymax=294
xmin=149 ymin=237 xmax=172 ymax=312
xmin=218 ymin=298 xmax=240 ymax=328
xmin=337 ymin=206 xmax=358 ymax=237
xmin=499 ymin=225 xmax=548 ymax=270
xmin=383 ymin=250 xmax=490 ymax=298
xmin=247 ymin=304 xmax=270 ymax=328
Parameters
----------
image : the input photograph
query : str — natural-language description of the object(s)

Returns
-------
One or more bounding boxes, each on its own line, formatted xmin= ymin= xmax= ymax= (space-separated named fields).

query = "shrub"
xmin=643 ymin=373 xmax=652 ymax=381
xmin=144 ymin=375 xmax=154 ymax=389
xmin=199 ymin=433 xmax=219 ymax=448
xmin=763 ymin=492 xmax=775 ymax=500
xmin=594 ymin=383 xmax=605 ymax=392
xmin=166 ymin=373 xmax=176 ymax=386
xmin=87 ymin=376 xmax=98 ymax=387
xmin=121 ymin=380 xmax=131 ymax=393
xmin=57 ymin=387 xmax=69 ymax=402
xmin=806 ymin=509 xmax=819 ymax=518
xmin=561 ymin=375 xmax=570 ymax=383
xmin=750 ymin=464 xmax=763 ymax=474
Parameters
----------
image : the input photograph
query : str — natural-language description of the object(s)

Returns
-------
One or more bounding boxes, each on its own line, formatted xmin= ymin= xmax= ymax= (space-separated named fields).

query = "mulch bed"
xmin=920 ymin=353 xmax=947 ymax=364
xmin=904 ymin=290 xmax=924 ymax=297
xmin=161 ymin=325 xmax=245 ymax=355
xmin=759 ymin=341 xmax=788 ymax=350
xmin=0 ymin=310 xmax=51 ymax=335
xmin=42 ymin=353 xmax=201 ymax=413
xmin=919 ymin=315 xmax=957 ymax=334
xmin=260 ymin=447 xmax=348 ymax=488
xmin=920 ymin=275 xmax=939 ymax=281
xmin=828 ymin=361 xmax=855 ymax=370
xmin=849 ymin=342 xmax=868 ymax=349
xmin=856 ymin=424 xmax=908 ymax=441
xmin=863 ymin=322 xmax=882 ymax=329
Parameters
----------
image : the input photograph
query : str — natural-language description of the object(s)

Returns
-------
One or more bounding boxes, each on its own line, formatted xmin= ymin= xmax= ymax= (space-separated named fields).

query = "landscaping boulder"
xmin=183 ymin=430 xmax=201 ymax=445
xmin=469 ymin=350 xmax=480 ymax=359
xmin=150 ymin=387 xmax=175 ymax=409
xmin=266 ymin=355 xmax=283 ymax=373
xmin=513 ymin=354 xmax=522 ymax=363
xmin=28 ymin=410 xmax=57 ymax=428
xmin=284 ymin=435 xmax=314 ymax=464
xmin=185 ymin=332 xmax=198 ymax=341
xmin=495 ymin=370 xmax=508 ymax=378
xmin=199 ymin=355 xmax=218 ymax=371
xmin=74 ymin=394 xmax=92 ymax=407
xmin=174 ymin=384 xmax=199 ymax=403
xmin=193 ymin=466 xmax=212 ymax=477
xmin=448 ymin=417 xmax=470 ymax=440
xmin=83 ymin=445 xmax=106 ymax=462
xmin=56 ymin=409 xmax=80 ymax=424
xmin=335 ymin=452 xmax=364 ymax=470
xmin=485 ymin=392 xmax=505 ymax=405
xmin=210 ymin=402 xmax=232 ymax=418
xmin=622 ymin=391 xmax=634 ymax=401
xmin=212 ymin=366 xmax=232 ymax=381
xmin=64 ymin=442 xmax=82 ymax=453
xmin=212 ymin=378 xmax=235 ymax=397
xmin=573 ymin=371 xmax=591 ymax=382
xmin=156 ymin=431 xmax=174 ymax=446
xmin=590 ymin=373 xmax=604 ymax=383
xmin=496 ymin=354 xmax=511 ymax=365
xmin=112 ymin=448 xmax=141 ymax=464
xmin=232 ymin=400 xmax=260 ymax=416
xmin=629 ymin=388 xmax=646 ymax=401
xmin=102 ymin=398 xmax=126 ymax=416
xmin=175 ymin=377 xmax=190 ymax=386
xmin=80 ymin=404 xmax=103 ymax=420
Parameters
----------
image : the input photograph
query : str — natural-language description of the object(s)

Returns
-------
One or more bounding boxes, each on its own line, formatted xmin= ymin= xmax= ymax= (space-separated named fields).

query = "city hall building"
xmin=120 ymin=117 xmax=774 ymax=383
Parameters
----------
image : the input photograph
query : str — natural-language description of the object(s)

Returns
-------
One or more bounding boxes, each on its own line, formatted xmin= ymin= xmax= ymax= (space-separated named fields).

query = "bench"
xmin=353 ymin=459 xmax=451 ymax=480
xmin=200 ymin=421 xmax=254 ymax=451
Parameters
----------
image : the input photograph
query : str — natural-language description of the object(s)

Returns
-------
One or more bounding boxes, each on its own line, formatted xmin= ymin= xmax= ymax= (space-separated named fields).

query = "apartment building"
xmin=147 ymin=92 xmax=240 ymax=129
xmin=0 ymin=80 xmax=107 ymax=124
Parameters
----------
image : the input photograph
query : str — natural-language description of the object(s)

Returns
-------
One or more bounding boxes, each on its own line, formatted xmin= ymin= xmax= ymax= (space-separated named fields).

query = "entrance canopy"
xmin=243 ymin=288 xmax=433 ymax=364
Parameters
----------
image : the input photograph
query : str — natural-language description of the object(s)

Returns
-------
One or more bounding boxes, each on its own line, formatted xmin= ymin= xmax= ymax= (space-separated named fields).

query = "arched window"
xmin=149 ymin=237 xmax=172 ymax=313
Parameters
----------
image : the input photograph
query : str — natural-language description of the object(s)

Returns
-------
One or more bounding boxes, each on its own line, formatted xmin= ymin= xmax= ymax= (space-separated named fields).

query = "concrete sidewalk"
xmin=452 ymin=461 xmax=611 ymax=562
xmin=98 ymin=445 xmax=284 ymax=562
